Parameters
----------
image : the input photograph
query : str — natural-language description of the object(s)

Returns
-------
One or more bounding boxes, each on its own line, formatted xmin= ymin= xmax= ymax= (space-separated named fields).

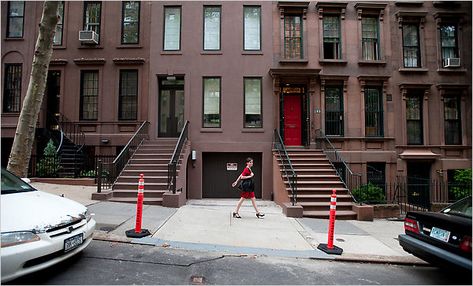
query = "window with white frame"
xmin=164 ymin=6 xmax=181 ymax=51
xmin=323 ymin=16 xmax=341 ymax=59
xmin=440 ymin=24 xmax=459 ymax=67
xmin=244 ymin=78 xmax=262 ymax=128
xmin=203 ymin=77 xmax=221 ymax=128
xmin=121 ymin=1 xmax=140 ymax=44
xmin=53 ymin=2 xmax=64 ymax=45
xmin=361 ymin=17 xmax=379 ymax=60
xmin=83 ymin=2 xmax=101 ymax=41
xmin=402 ymin=24 xmax=421 ymax=68
xmin=203 ymin=6 xmax=220 ymax=51
xmin=244 ymin=6 xmax=261 ymax=51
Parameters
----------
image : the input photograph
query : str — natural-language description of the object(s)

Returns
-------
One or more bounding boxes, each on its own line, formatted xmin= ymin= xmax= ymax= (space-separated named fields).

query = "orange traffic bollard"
xmin=317 ymin=189 xmax=343 ymax=255
xmin=126 ymin=174 xmax=151 ymax=238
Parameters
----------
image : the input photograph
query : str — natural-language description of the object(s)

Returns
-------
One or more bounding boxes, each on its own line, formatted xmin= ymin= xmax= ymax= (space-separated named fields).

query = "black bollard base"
xmin=317 ymin=243 xmax=343 ymax=255
xmin=125 ymin=229 xmax=151 ymax=238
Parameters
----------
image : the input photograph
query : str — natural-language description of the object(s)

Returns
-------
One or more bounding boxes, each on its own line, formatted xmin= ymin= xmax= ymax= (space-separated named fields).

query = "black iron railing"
xmin=98 ymin=121 xmax=149 ymax=190
xmin=168 ymin=121 xmax=189 ymax=194
xmin=315 ymin=129 xmax=361 ymax=203
xmin=57 ymin=114 xmax=85 ymax=153
xmin=273 ymin=129 xmax=297 ymax=206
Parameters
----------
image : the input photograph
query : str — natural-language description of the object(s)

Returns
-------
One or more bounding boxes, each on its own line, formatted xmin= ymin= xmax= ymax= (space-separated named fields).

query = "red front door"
xmin=284 ymin=95 xmax=302 ymax=146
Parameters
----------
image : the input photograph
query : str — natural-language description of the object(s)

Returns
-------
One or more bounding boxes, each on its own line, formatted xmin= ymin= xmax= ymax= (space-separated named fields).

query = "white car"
xmin=1 ymin=168 xmax=96 ymax=283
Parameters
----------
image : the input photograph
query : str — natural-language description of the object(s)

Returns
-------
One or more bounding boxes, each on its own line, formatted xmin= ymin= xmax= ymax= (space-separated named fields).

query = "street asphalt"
xmin=31 ymin=182 xmax=428 ymax=266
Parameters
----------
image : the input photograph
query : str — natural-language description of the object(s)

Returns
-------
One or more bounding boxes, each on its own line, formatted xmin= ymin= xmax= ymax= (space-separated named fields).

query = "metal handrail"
xmin=168 ymin=121 xmax=189 ymax=194
xmin=98 ymin=121 xmax=149 ymax=189
xmin=57 ymin=114 xmax=86 ymax=153
xmin=315 ymin=129 xmax=361 ymax=203
xmin=273 ymin=129 xmax=297 ymax=206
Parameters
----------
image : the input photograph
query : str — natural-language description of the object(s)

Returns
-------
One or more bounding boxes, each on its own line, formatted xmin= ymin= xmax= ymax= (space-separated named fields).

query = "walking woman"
xmin=231 ymin=157 xmax=265 ymax=219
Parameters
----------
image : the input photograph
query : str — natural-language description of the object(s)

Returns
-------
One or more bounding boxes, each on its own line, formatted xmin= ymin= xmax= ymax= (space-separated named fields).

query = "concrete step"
xmin=111 ymin=190 xmax=166 ymax=198
xmin=113 ymin=182 xmax=167 ymax=190
xmin=108 ymin=197 xmax=163 ymax=205
xmin=115 ymin=175 xmax=170 ymax=184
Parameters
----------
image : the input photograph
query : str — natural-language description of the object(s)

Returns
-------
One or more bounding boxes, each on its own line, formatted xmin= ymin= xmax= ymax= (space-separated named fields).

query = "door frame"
xmin=158 ymin=76 xmax=185 ymax=138
xmin=279 ymin=84 xmax=309 ymax=146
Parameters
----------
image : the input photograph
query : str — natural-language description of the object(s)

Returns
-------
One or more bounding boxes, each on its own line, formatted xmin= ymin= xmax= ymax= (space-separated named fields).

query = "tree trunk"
xmin=7 ymin=1 xmax=59 ymax=177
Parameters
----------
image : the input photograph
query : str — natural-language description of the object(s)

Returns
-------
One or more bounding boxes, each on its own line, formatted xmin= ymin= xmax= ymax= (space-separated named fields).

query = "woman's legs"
xmin=234 ymin=197 xmax=245 ymax=214
xmin=250 ymin=197 xmax=260 ymax=213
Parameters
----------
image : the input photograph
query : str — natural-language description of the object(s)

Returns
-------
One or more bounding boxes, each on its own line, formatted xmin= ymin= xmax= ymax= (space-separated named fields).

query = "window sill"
xmin=358 ymin=60 xmax=386 ymax=66
xmin=116 ymin=45 xmax=143 ymax=49
xmin=241 ymin=128 xmax=264 ymax=133
xmin=201 ymin=51 xmax=223 ymax=55
xmin=437 ymin=68 xmax=467 ymax=73
xmin=78 ymin=45 xmax=104 ymax=49
xmin=242 ymin=51 xmax=263 ymax=55
xmin=279 ymin=59 xmax=309 ymax=64
xmin=53 ymin=46 xmax=66 ymax=50
xmin=319 ymin=59 xmax=348 ymax=65
xmin=4 ymin=38 xmax=24 ymax=41
xmin=200 ymin=128 xmax=222 ymax=133
xmin=1 ymin=112 xmax=21 ymax=116
xmin=364 ymin=136 xmax=385 ymax=142
xmin=398 ymin=68 xmax=428 ymax=73
xmin=161 ymin=51 xmax=182 ymax=55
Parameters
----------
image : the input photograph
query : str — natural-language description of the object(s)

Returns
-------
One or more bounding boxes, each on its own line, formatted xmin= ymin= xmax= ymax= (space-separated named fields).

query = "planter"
xmin=352 ymin=204 xmax=374 ymax=221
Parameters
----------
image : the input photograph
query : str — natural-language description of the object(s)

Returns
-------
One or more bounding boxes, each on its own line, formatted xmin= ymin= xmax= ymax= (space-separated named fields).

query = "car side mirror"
xmin=21 ymin=178 xmax=31 ymax=184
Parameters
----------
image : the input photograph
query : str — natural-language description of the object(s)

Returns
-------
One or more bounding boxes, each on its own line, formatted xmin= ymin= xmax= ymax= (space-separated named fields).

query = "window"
xmin=3 ymin=64 xmax=22 ymax=113
xmin=83 ymin=2 xmax=101 ymax=41
xmin=361 ymin=17 xmax=379 ymax=60
xmin=444 ymin=96 xmax=461 ymax=145
xmin=53 ymin=2 xmax=64 ymax=45
xmin=121 ymin=1 xmax=140 ymax=44
xmin=367 ymin=162 xmax=386 ymax=192
xmin=119 ymin=70 xmax=138 ymax=120
xmin=164 ymin=7 xmax=181 ymax=51
xmin=244 ymin=6 xmax=261 ymax=51
xmin=402 ymin=24 xmax=420 ymax=68
xmin=406 ymin=95 xmax=423 ymax=144
xmin=440 ymin=24 xmax=458 ymax=67
xmin=203 ymin=77 xmax=220 ymax=128
xmin=284 ymin=15 xmax=303 ymax=59
xmin=365 ymin=87 xmax=383 ymax=137
xmin=325 ymin=86 xmax=343 ymax=136
xmin=80 ymin=71 xmax=99 ymax=120
xmin=203 ymin=6 xmax=220 ymax=51
xmin=7 ymin=1 xmax=24 ymax=38
xmin=323 ymin=16 xmax=341 ymax=59
xmin=244 ymin=78 xmax=262 ymax=128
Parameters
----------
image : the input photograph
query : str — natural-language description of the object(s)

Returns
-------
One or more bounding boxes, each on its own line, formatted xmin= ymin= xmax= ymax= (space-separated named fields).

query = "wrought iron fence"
xmin=168 ymin=121 xmax=189 ymax=194
xmin=28 ymin=154 xmax=115 ymax=179
xmin=273 ymin=129 xmax=297 ymax=206
xmin=315 ymin=129 xmax=362 ymax=202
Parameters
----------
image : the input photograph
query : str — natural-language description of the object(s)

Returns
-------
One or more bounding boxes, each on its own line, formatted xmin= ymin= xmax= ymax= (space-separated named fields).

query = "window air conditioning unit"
xmin=445 ymin=58 xmax=460 ymax=68
xmin=79 ymin=30 xmax=99 ymax=44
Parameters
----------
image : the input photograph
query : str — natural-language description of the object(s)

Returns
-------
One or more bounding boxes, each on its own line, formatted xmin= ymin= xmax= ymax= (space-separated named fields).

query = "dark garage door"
xmin=203 ymin=152 xmax=262 ymax=198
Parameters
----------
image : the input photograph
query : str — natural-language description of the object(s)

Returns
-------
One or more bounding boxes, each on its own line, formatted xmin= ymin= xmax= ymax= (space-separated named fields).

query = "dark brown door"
xmin=158 ymin=77 xmax=184 ymax=137
xmin=202 ymin=152 xmax=262 ymax=198
xmin=45 ymin=71 xmax=61 ymax=130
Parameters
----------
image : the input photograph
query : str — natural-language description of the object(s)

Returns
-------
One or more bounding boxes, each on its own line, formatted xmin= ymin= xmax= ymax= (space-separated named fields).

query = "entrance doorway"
xmin=280 ymin=85 xmax=307 ymax=146
xmin=158 ymin=77 xmax=184 ymax=137
xmin=407 ymin=161 xmax=431 ymax=209
xmin=45 ymin=71 xmax=61 ymax=130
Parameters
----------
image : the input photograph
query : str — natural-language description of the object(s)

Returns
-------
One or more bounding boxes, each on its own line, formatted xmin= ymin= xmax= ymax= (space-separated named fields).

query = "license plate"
xmin=430 ymin=227 xmax=450 ymax=242
xmin=64 ymin=233 xmax=84 ymax=253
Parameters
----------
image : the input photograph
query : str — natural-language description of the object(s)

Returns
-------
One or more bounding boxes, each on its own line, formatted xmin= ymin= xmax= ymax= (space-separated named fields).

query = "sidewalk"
xmin=31 ymin=182 xmax=427 ymax=265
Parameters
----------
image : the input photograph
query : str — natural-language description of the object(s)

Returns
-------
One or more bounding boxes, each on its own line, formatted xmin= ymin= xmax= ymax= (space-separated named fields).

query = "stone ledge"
xmin=163 ymin=191 xmax=186 ymax=208
xmin=91 ymin=191 xmax=113 ymax=201
xmin=283 ymin=203 xmax=303 ymax=218
xmin=30 ymin=177 xmax=95 ymax=186
xmin=353 ymin=204 xmax=374 ymax=221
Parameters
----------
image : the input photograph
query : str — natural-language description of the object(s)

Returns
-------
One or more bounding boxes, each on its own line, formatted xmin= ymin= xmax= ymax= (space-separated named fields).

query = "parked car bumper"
xmin=399 ymin=234 xmax=472 ymax=271
xmin=1 ymin=218 xmax=96 ymax=283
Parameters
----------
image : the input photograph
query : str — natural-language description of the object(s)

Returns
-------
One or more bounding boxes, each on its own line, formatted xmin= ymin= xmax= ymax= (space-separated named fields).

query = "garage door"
xmin=202 ymin=152 xmax=262 ymax=198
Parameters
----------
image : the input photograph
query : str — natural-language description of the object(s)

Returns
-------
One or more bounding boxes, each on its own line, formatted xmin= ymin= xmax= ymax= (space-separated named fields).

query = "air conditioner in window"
xmin=79 ymin=30 xmax=99 ymax=44
xmin=445 ymin=57 xmax=460 ymax=67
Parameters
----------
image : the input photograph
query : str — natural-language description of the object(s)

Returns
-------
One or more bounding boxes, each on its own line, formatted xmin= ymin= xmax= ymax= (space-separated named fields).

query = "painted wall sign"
xmin=226 ymin=163 xmax=238 ymax=171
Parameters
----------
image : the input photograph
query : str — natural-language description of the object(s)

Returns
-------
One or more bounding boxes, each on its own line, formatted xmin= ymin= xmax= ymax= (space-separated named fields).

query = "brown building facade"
xmin=1 ymin=1 xmax=471 ymax=203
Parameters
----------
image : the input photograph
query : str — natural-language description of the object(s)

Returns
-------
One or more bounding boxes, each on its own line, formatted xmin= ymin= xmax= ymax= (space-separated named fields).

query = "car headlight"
xmin=83 ymin=209 xmax=94 ymax=222
xmin=1 ymin=231 xmax=40 ymax=247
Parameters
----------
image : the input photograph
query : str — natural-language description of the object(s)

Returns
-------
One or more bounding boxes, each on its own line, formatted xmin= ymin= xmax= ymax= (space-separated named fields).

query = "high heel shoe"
xmin=256 ymin=212 xmax=265 ymax=219
xmin=232 ymin=212 xmax=241 ymax=218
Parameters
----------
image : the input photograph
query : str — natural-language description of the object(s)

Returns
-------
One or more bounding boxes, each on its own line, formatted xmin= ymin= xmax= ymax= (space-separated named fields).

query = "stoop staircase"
xmin=279 ymin=148 xmax=357 ymax=220
xmin=109 ymin=138 xmax=180 ymax=205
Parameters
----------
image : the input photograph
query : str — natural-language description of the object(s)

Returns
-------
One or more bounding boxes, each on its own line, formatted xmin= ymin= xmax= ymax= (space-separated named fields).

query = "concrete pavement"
xmin=31 ymin=182 xmax=428 ymax=265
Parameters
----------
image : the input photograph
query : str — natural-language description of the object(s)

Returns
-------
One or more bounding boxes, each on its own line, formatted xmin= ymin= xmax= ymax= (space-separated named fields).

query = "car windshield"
xmin=441 ymin=197 xmax=472 ymax=219
xmin=1 ymin=168 xmax=36 ymax=195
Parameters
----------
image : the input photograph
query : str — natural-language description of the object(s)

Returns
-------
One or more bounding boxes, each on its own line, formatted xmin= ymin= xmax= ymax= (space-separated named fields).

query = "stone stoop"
xmin=278 ymin=148 xmax=358 ymax=220
xmin=109 ymin=138 xmax=180 ymax=205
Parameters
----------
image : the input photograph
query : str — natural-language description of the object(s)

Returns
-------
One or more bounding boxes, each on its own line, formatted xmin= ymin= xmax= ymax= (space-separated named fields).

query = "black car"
xmin=399 ymin=196 xmax=472 ymax=272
